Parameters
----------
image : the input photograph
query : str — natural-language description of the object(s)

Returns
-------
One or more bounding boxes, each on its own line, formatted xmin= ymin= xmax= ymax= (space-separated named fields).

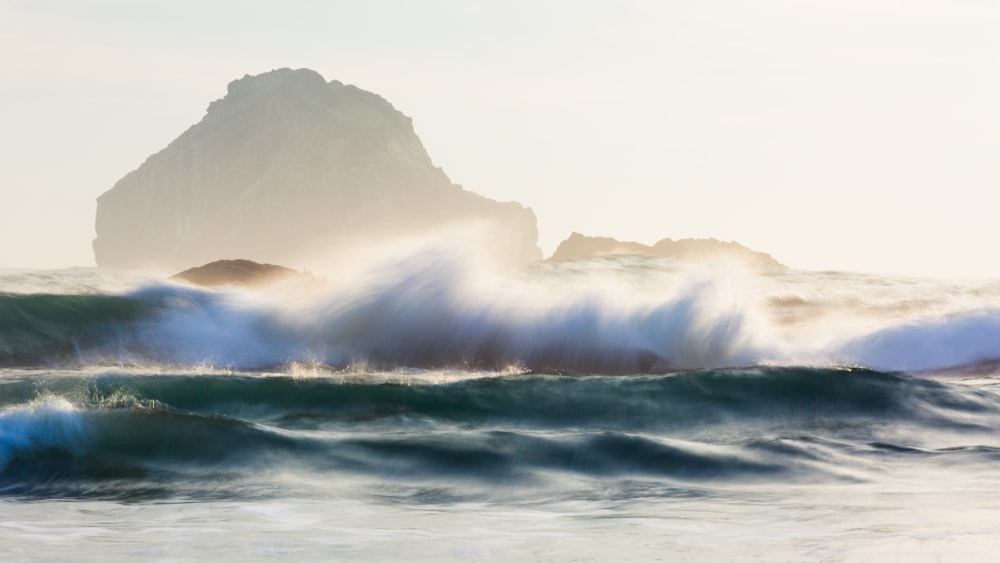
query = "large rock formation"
xmin=549 ymin=232 xmax=784 ymax=267
xmin=94 ymin=68 xmax=541 ymax=270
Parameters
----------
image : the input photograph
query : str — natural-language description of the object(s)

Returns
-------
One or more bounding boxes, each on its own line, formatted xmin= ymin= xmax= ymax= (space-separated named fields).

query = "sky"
xmin=1 ymin=0 xmax=999 ymax=277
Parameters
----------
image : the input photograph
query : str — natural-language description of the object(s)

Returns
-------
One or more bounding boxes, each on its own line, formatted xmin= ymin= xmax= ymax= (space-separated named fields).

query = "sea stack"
xmin=93 ymin=68 xmax=541 ymax=271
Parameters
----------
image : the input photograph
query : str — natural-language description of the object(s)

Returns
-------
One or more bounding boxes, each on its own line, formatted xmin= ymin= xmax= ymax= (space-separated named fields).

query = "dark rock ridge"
xmin=94 ymin=68 xmax=541 ymax=271
xmin=549 ymin=232 xmax=784 ymax=267
xmin=171 ymin=259 xmax=307 ymax=287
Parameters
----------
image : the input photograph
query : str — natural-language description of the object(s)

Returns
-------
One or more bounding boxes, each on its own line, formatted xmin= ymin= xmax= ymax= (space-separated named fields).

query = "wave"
xmin=2 ymin=368 xmax=999 ymax=499
xmin=838 ymin=309 xmax=1000 ymax=372
xmin=3 ymin=253 xmax=1000 ymax=373
xmin=0 ymin=397 xmax=86 ymax=468
xmin=0 ymin=367 xmax=984 ymax=428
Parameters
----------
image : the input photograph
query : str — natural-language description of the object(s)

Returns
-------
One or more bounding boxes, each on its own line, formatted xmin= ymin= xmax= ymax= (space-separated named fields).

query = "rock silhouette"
xmin=94 ymin=68 xmax=540 ymax=271
xmin=549 ymin=232 xmax=783 ymax=267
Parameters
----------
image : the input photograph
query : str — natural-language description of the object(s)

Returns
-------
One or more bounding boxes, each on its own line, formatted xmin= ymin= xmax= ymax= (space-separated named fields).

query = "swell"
xmin=5 ymin=367 xmax=996 ymax=430
xmin=0 ymin=406 xmax=302 ymax=500
xmin=3 ymin=368 xmax=1000 ymax=499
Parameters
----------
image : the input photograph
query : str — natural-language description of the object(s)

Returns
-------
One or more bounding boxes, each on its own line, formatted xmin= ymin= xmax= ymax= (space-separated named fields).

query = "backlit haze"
xmin=2 ymin=0 xmax=999 ymax=277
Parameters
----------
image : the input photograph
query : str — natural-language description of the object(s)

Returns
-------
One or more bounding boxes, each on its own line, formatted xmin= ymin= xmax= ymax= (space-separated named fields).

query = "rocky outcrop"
xmin=549 ymin=232 xmax=784 ymax=267
xmin=171 ymin=259 xmax=307 ymax=287
xmin=94 ymin=68 xmax=541 ymax=271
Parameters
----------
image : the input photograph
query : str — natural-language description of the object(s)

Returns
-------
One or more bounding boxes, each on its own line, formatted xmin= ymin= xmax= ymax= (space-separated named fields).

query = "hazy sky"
xmin=2 ymin=0 xmax=999 ymax=277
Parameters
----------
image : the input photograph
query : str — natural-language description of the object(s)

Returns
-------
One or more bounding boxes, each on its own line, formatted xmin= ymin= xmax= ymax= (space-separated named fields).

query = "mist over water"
xmin=3 ymin=241 xmax=1000 ymax=560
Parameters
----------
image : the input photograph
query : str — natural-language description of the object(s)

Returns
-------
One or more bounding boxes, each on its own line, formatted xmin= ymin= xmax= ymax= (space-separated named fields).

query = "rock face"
xmin=94 ymin=68 xmax=541 ymax=270
xmin=171 ymin=259 xmax=306 ymax=287
xmin=549 ymin=232 xmax=784 ymax=267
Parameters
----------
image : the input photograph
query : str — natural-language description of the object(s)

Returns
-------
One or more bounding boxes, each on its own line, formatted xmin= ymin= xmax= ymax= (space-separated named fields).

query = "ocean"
xmin=2 ymin=252 xmax=1000 ymax=561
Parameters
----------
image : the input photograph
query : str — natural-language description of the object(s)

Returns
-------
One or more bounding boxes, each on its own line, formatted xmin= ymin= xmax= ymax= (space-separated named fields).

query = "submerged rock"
xmin=94 ymin=68 xmax=541 ymax=271
xmin=549 ymin=232 xmax=784 ymax=267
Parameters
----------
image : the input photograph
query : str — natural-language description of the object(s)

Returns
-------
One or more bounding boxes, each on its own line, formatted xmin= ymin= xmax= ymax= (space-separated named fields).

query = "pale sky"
xmin=2 ymin=0 xmax=999 ymax=277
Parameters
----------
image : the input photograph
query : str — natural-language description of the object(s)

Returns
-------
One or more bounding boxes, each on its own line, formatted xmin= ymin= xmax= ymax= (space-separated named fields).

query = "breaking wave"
xmin=3 ymin=250 xmax=1000 ymax=373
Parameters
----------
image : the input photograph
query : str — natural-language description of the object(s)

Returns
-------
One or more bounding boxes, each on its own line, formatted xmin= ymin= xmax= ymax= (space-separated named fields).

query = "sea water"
xmin=2 ymin=254 xmax=1000 ymax=561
